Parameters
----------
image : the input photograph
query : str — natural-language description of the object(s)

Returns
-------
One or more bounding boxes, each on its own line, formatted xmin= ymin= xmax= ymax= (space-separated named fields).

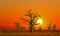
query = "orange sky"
xmin=0 ymin=0 xmax=60 ymax=30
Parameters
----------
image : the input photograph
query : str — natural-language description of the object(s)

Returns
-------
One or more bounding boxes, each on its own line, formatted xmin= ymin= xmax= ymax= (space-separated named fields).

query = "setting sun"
xmin=37 ymin=19 xmax=43 ymax=24
xmin=36 ymin=18 xmax=43 ymax=25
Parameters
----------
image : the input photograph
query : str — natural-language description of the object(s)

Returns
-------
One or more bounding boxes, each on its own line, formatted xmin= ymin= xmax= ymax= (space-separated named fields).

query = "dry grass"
xmin=0 ymin=32 xmax=59 ymax=36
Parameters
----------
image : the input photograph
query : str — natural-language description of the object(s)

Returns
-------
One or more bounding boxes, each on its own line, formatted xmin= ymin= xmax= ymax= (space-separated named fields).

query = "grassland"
xmin=0 ymin=31 xmax=59 ymax=36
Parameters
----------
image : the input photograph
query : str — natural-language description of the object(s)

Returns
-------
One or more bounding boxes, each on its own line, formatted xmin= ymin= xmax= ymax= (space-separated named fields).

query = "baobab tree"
xmin=20 ymin=9 xmax=41 ymax=32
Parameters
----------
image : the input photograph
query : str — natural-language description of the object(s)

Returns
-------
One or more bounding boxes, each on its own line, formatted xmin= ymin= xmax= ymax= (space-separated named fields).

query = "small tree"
xmin=15 ymin=22 xmax=20 ymax=31
xmin=47 ymin=23 xmax=52 ymax=31
xmin=52 ymin=24 xmax=56 ymax=31
xmin=20 ymin=9 xmax=41 ymax=32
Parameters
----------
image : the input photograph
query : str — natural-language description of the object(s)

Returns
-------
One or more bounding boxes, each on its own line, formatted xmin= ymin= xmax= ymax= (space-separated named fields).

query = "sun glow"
xmin=36 ymin=18 xmax=43 ymax=25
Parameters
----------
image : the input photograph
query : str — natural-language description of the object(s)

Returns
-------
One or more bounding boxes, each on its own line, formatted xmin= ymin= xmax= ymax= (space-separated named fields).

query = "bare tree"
xmin=47 ymin=23 xmax=52 ymax=31
xmin=20 ymin=9 xmax=41 ymax=32
xmin=52 ymin=24 xmax=56 ymax=31
xmin=15 ymin=22 xmax=20 ymax=31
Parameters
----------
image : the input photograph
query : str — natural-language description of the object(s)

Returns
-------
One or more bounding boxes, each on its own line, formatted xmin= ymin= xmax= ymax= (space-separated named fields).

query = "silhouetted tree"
xmin=21 ymin=9 xmax=41 ymax=32
xmin=52 ymin=24 xmax=56 ymax=31
xmin=15 ymin=22 xmax=20 ymax=31
xmin=47 ymin=23 xmax=52 ymax=31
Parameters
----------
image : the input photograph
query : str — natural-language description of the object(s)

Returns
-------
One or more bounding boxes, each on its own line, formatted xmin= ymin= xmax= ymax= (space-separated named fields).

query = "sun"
xmin=36 ymin=18 xmax=43 ymax=25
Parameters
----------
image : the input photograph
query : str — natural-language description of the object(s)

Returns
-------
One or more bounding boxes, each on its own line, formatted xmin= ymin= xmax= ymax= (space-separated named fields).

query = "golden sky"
xmin=0 ymin=0 xmax=60 ymax=30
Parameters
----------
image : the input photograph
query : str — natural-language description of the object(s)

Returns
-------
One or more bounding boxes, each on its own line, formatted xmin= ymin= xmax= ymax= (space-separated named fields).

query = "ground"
xmin=0 ymin=32 xmax=59 ymax=36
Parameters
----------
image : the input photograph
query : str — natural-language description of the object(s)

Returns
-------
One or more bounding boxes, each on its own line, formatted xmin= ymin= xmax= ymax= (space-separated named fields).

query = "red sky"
xmin=0 ymin=0 xmax=60 ymax=30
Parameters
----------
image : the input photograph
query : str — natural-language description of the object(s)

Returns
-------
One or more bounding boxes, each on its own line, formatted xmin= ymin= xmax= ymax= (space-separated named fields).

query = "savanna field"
xmin=0 ymin=0 xmax=60 ymax=36
xmin=0 ymin=32 xmax=59 ymax=36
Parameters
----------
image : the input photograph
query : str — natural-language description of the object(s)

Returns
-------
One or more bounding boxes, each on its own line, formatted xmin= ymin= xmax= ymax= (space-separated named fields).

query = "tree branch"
xmin=20 ymin=18 xmax=29 ymax=23
xmin=32 ymin=13 xmax=41 ymax=22
xmin=25 ymin=9 xmax=33 ymax=17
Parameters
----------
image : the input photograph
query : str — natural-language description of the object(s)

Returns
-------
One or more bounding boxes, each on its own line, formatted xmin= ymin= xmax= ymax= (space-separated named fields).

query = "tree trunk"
xmin=16 ymin=26 xmax=19 ymax=31
xmin=29 ymin=18 xmax=33 ymax=32
xmin=29 ymin=24 xmax=32 ymax=32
